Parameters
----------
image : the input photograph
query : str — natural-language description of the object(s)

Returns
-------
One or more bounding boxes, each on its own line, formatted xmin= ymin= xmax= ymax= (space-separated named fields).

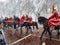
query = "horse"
xmin=2 ymin=17 xmax=14 ymax=30
xmin=38 ymin=16 xmax=52 ymax=40
xmin=3 ymin=17 xmax=19 ymax=29
xmin=38 ymin=16 xmax=60 ymax=40
xmin=20 ymin=21 xmax=39 ymax=34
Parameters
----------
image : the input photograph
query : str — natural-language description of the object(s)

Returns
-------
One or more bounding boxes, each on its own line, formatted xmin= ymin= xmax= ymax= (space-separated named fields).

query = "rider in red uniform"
xmin=7 ymin=17 xmax=13 ymax=24
xmin=48 ymin=9 xmax=59 ymax=27
xmin=20 ymin=15 xmax=26 ymax=24
xmin=21 ymin=15 xmax=26 ymax=20
xmin=28 ymin=16 xmax=32 ymax=24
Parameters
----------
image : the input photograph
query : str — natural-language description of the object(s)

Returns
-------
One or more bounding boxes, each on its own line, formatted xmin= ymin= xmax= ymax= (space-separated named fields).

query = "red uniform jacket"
xmin=20 ymin=16 xmax=26 ymax=24
xmin=7 ymin=17 xmax=13 ymax=24
xmin=49 ymin=12 xmax=58 ymax=20
xmin=28 ymin=17 xmax=32 ymax=24
xmin=21 ymin=15 xmax=26 ymax=20
xmin=48 ymin=12 xmax=60 ymax=27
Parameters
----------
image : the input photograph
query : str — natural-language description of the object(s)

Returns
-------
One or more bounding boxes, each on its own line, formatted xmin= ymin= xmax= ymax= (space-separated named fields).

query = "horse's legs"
xmin=18 ymin=24 xmax=20 ymax=27
xmin=25 ymin=22 xmax=29 ymax=34
xmin=26 ymin=26 xmax=29 ymax=34
xmin=40 ymin=27 xmax=51 ymax=40
xmin=7 ymin=24 xmax=9 ymax=29
xmin=57 ymin=30 xmax=60 ymax=36
xmin=20 ymin=26 xmax=22 ymax=34
xmin=14 ymin=23 xmax=16 ymax=29
xmin=40 ymin=29 xmax=46 ymax=40
xmin=29 ymin=26 xmax=31 ymax=29
xmin=29 ymin=26 xmax=32 ymax=33
xmin=47 ymin=27 xmax=52 ymax=39
xmin=45 ymin=31 xmax=47 ymax=35
xmin=9 ymin=24 xmax=12 ymax=28
xmin=33 ymin=25 xmax=34 ymax=29
xmin=36 ymin=23 xmax=39 ymax=29
xmin=45 ymin=27 xmax=53 ymax=35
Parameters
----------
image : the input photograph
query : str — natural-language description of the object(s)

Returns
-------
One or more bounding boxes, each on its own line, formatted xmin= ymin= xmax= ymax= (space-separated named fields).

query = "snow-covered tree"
xmin=0 ymin=0 xmax=59 ymax=18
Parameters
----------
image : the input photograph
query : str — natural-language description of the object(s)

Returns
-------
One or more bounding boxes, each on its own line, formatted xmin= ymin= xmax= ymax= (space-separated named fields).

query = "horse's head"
xmin=38 ymin=16 xmax=48 ymax=24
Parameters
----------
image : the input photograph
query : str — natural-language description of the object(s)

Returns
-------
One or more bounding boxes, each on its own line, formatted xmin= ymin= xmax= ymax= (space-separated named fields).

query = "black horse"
xmin=38 ymin=16 xmax=60 ymax=40
xmin=38 ymin=17 xmax=52 ymax=39
xmin=20 ymin=21 xmax=39 ymax=34
xmin=2 ymin=17 xmax=14 ymax=29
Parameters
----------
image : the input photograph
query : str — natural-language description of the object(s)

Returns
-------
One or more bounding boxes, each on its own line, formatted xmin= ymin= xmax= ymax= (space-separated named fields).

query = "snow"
xmin=0 ymin=0 xmax=59 ymax=18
